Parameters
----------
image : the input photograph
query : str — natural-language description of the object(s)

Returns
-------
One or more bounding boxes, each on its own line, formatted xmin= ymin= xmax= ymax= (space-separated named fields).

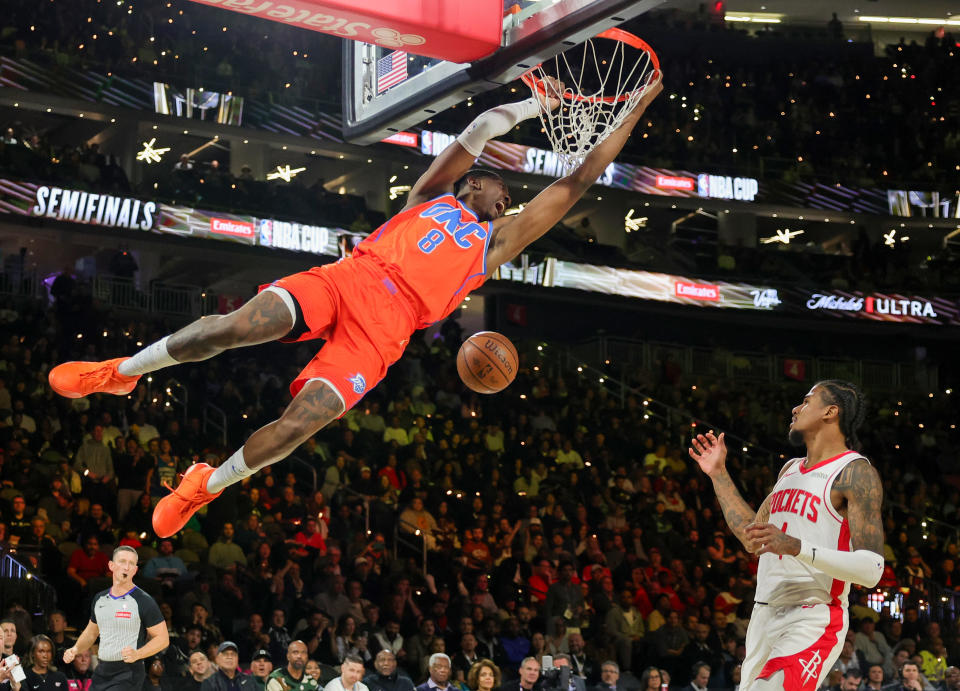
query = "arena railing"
xmin=334 ymin=485 xmax=372 ymax=537
xmin=865 ymin=576 xmax=960 ymax=626
xmin=0 ymin=270 xmax=41 ymax=300
xmin=285 ymin=455 xmax=319 ymax=496
xmin=394 ymin=515 xmax=428 ymax=577
xmin=91 ymin=275 xmax=202 ymax=319
xmin=0 ymin=553 xmax=58 ymax=626
xmin=203 ymin=401 xmax=228 ymax=447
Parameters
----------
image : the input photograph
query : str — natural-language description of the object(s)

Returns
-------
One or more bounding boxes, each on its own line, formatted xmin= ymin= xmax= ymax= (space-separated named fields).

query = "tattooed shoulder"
xmin=833 ymin=458 xmax=884 ymax=554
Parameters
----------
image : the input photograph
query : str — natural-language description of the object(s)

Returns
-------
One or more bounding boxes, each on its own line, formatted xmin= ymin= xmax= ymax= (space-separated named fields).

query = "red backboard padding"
xmin=187 ymin=0 xmax=503 ymax=63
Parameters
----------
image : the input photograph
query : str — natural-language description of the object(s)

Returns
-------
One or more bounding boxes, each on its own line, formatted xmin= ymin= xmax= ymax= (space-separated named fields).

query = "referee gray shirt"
xmin=91 ymin=585 xmax=164 ymax=661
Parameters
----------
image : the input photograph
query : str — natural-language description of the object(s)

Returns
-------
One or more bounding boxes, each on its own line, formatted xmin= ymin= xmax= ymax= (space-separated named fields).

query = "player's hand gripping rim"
xmin=533 ymin=75 xmax=565 ymax=112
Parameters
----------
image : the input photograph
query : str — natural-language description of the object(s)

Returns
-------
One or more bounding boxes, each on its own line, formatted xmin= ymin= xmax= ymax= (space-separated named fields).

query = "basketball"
xmin=456 ymin=331 xmax=519 ymax=394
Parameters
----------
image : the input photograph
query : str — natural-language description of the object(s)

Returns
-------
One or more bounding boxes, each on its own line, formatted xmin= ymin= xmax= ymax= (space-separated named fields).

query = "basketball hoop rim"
xmin=520 ymin=27 xmax=661 ymax=104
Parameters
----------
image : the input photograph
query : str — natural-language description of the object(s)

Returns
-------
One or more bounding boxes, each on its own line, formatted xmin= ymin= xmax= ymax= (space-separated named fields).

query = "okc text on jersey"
xmin=416 ymin=202 xmax=488 ymax=254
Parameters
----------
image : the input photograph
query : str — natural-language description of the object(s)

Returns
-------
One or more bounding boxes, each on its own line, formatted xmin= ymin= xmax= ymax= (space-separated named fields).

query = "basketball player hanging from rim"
xmin=690 ymin=380 xmax=884 ymax=691
xmin=49 ymin=71 xmax=663 ymax=538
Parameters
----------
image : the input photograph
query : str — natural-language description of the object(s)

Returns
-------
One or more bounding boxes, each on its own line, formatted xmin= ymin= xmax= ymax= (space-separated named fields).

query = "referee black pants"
xmin=91 ymin=660 xmax=145 ymax=690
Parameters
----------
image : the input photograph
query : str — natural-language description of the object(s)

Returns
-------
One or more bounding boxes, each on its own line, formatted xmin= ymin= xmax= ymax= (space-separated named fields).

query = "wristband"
xmin=457 ymin=98 xmax=542 ymax=157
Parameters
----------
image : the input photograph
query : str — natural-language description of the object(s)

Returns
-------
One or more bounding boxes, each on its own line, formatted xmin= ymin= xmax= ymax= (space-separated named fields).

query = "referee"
xmin=63 ymin=545 xmax=169 ymax=690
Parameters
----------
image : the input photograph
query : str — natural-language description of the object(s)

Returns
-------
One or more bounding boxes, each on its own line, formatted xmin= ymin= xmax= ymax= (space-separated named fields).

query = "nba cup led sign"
xmin=258 ymin=219 xmax=336 ymax=255
xmin=697 ymin=174 xmax=759 ymax=201
xmin=185 ymin=0 xmax=502 ymax=63
xmin=32 ymin=186 xmax=157 ymax=230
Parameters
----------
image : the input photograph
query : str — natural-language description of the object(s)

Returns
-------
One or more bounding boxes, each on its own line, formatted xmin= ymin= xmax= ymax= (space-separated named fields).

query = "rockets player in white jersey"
xmin=690 ymin=380 xmax=884 ymax=691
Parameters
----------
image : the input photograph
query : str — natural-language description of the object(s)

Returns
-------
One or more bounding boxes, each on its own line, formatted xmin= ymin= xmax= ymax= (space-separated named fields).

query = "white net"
xmin=524 ymin=31 xmax=660 ymax=169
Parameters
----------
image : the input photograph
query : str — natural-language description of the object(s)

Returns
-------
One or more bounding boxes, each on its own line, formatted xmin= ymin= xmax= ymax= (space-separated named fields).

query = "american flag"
xmin=376 ymin=50 xmax=408 ymax=94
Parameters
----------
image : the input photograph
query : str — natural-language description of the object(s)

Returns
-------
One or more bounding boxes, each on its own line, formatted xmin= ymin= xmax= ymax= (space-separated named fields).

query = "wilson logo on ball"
xmin=457 ymin=331 xmax=518 ymax=394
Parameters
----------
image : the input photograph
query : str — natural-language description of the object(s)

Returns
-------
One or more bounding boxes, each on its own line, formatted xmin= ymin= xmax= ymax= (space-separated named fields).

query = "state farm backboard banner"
xmin=185 ymin=0 xmax=502 ymax=63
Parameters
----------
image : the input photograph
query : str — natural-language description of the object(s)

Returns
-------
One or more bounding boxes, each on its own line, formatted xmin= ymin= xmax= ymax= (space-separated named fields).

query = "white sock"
xmin=117 ymin=336 xmax=180 ymax=376
xmin=205 ymin=447 xmax=256 ymax=493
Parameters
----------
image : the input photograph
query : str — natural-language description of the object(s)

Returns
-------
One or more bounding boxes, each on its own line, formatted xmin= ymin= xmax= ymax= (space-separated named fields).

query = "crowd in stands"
xmin=0 ymin=127 xmax=132 ymax=195
xmin=0 ymin=288 xmax=957 ymax=690
xmin=2 ymin=0 xmax=340 ymax=110
xmin=160 ymin=154 xmax=382 ymax=230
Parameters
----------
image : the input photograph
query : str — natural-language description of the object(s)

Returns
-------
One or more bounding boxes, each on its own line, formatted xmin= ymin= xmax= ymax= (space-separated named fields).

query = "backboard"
xmin=342 ymin=0 xmax=665 ymax=145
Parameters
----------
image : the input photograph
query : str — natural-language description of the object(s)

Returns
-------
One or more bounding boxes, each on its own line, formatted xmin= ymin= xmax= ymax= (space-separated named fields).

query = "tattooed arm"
xmin=748 ymin=458 xmax=885 ymax=587
xmin=710 ymin=472 xmax=770 ymax=551
xmin=832 ymin=458 xmax=885 ymax=553
xmin=689 ymin=432 xmax=783 ymax=551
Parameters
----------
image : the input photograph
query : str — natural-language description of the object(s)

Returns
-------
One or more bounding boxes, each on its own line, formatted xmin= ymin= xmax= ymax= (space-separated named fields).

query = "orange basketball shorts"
xmin=260 ymin=257 xmax=417 ymax=411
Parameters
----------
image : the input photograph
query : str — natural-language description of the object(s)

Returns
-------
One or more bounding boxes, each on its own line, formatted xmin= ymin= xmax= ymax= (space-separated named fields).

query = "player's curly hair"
xmin=815 ymin=380 xmax=866 ymax=451
xmin=454 ymin=168 xmax=503 ymax=197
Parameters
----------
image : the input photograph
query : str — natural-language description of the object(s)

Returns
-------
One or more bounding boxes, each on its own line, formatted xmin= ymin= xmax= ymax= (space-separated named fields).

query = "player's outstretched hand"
xmin=534 ymin=75 xmax=566 ymax=112
xmin=745 ymin=522 xmax=801 ymax=557
xmin=689 ymin=431 xmax=726 ymax=477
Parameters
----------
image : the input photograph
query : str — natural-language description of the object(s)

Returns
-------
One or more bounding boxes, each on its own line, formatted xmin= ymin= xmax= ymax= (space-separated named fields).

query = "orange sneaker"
xmin=48 ymin=357 xmax=140 ymax=399
xmin=152 ymin=463 xmax=223 ymax=538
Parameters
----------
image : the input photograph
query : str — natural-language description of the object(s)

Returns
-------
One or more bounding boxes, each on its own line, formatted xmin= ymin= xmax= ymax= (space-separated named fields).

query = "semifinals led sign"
xmin=32 ymin=186 xmax=157 ymax=231
xmin=0 ymin=178 xmax=344 ymax=258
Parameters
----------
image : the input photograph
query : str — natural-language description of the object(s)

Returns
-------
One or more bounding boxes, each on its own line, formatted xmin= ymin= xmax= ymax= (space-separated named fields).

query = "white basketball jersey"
xmin=754 ymin=450 xmax=866 ymax=607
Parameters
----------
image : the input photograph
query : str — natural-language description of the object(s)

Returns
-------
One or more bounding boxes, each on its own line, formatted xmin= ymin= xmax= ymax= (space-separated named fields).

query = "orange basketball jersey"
xmin=352 ymin=194 xmax=491 ymax=328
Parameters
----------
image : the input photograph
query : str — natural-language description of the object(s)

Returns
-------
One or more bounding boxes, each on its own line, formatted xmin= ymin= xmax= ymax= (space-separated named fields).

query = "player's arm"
xmin=484 ymin=75 xmax=663 ymax=272
xmin=689 ymin=431 xmax=784 ymax=551
xmin=748 ymin=458 xmax=884 ymax=587
xmin=63 ymin=620 xmax=99 ymax=663
xmin=403 ymin=89 xmax=560 ymax=210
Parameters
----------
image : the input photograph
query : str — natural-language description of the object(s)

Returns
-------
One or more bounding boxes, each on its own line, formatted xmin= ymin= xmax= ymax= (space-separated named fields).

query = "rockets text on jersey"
xmin=754 ymin=450 xmax=867 ymax=608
